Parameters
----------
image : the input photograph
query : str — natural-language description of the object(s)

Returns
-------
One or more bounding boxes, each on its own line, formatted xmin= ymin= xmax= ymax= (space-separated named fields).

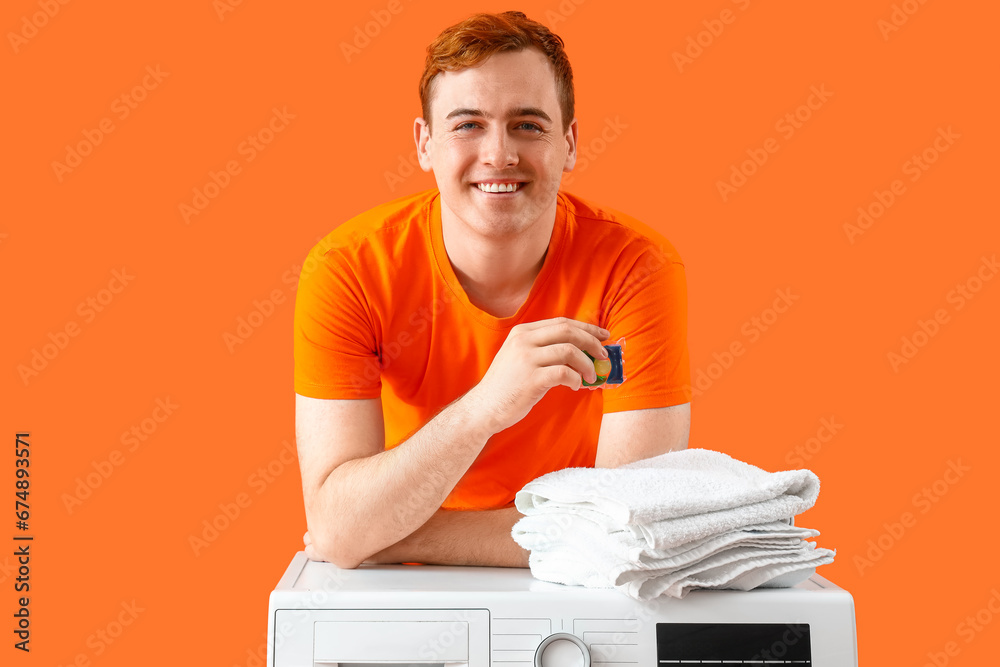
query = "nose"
xmin=481 ymin=127 xmax=518 ymax=168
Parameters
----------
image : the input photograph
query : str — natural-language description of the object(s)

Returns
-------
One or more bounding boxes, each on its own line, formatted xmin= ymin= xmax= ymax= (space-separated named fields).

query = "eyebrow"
xmin=444 ymin=107 xmax=553 ymax=123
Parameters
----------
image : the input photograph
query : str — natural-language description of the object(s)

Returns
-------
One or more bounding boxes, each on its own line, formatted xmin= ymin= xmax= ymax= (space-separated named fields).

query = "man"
xmin=294 ymin=11 xmax=690 ymax=569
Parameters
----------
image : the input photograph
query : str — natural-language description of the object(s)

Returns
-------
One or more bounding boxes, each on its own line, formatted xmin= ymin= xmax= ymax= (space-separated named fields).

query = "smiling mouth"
xmin=472 ymin=181 xmax=527 ymax=194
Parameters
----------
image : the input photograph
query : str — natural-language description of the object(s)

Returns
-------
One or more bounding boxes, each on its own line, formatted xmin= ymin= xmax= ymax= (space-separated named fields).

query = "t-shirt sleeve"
xmin=601 ymin=240 xmax=690 ymax=413
xmin=293 ymin=244 xmax=382 ymax=399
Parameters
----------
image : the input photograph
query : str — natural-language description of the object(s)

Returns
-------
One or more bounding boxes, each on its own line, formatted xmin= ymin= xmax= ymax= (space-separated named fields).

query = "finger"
xmin=303 ymin=531 xmax=312 ymax=546
xmin=531 ymin=364 xmax=586 ymax=393
xmin=529 ymin=323 xmax=610 ymax=362
xmin=520 ymin=317 xmax=611 ymax=341
xmin=532 ymin=343 xmax=598 ymax=384
xmin=304 ymin=543 xmax=323 ymax=561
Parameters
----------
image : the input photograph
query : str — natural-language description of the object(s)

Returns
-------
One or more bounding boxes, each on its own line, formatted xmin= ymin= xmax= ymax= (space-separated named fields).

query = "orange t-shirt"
xmin=293 ymin=188 xmax=690 ymax=509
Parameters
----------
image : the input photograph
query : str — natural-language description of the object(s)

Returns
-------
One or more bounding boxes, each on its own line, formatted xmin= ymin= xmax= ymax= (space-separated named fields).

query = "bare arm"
xmin=346 ymin=404 xmax=692 ymax=567
xmin=297 ymin=318 xmax=610 ymax=569
xmin=297 ymin=393 xmax=494 ymax=569
xmin=304 ymin=506 xmax=529 ymax=568
xmin=595 ymin=403 xmax=691 ymax=468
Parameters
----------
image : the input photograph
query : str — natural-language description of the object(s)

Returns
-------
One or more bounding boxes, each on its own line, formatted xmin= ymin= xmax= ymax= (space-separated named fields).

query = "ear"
xmin=414 ymin=117 xmax=433 ymax=172
xmin=563 ymin=117 xmax=579 ymax=173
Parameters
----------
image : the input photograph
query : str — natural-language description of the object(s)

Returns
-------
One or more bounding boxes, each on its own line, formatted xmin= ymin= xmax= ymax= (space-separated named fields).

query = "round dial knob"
xmin=534 ymin=632 xmax=591 ymax=667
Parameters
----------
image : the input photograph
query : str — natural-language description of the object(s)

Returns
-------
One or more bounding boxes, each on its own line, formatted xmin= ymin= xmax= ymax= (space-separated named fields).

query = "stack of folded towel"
xmin=511 ymin=448 xmax=836 ymax=600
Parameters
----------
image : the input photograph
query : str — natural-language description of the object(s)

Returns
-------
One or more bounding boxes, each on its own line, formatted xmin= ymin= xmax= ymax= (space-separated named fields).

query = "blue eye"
xmin=454 ymin=122 xmax=542 ymax=131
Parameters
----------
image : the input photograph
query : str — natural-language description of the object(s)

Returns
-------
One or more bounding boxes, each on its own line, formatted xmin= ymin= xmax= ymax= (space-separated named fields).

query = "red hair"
xmin=419 ymin=11 xmax=575 ymax=133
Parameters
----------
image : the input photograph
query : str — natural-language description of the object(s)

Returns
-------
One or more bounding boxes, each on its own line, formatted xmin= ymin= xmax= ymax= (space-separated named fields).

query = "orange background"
xmin=3 ymin=0 xmax=998 ymax=665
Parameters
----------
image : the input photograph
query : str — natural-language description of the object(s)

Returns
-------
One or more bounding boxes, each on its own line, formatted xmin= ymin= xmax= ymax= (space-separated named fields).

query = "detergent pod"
xmin=581 ymin=337 xmax=626 ymax=387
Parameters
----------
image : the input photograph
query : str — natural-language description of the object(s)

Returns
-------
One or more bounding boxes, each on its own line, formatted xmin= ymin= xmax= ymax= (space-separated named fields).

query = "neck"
xmin=440 ymin=199 xmax=558 ymax=314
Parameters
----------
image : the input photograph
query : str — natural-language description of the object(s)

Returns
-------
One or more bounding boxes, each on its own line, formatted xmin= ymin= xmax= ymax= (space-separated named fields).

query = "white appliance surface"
xmin=267 ymin=552 xmax=857 ymax=667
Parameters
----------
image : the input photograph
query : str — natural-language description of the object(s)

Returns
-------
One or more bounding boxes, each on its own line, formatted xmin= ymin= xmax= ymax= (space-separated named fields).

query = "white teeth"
xmin=477 ymin=182 xmax=519 ymax=193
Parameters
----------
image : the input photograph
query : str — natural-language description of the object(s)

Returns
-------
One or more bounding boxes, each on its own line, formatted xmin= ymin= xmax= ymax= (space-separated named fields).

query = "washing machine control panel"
xmin=657 ymin=623 xmax=812 ymax=664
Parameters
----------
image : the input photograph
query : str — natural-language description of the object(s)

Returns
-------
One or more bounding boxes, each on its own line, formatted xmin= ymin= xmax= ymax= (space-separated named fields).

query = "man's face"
xmin=415 ymin=48 xmax=578 ymax=238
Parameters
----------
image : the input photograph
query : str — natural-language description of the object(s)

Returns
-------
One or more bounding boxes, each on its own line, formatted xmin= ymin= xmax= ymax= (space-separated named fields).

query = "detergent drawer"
xmin=273 ymin=608 xmax=490 ymax=667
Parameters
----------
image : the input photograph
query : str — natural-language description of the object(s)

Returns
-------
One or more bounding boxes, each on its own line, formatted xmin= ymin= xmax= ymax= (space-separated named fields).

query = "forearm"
xmin=310 ymin=392 xmax=494 ymax=567
xmin=365 ymin=506 xmax=529 ymax=568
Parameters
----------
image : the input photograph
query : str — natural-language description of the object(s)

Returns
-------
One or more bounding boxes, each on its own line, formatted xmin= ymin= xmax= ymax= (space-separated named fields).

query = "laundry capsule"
xmin=582 ymin=340 xmax=625 ymax=387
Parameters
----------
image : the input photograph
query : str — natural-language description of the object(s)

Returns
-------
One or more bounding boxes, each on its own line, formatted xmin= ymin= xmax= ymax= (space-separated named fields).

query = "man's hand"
xmin=302 ymin=529 xmax=346 ymax=563
xmin=466 ymin=317 xmax=610 ymax=436
xmin=303 ymin=530 xmax=323 ymax=561
xmin=303 ymin=508 xmax=530 ymax=568
xmin=302 ymin=529 xmax=376 ymax=564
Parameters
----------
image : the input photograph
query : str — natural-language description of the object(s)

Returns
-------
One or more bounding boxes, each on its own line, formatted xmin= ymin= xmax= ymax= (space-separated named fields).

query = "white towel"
xmin=516 ymin=513 xmax=833 ymax=598
xmin=526 ymin=541 xmax=835 ymax=600
xmin=511 ymin=448 xmax=835 ymax=599
xmin=515 ymin=448 xmax=820 ymax=540
xmin=623 ymin=544 xmax=835 ymax=600
xmin=514 ymin=513 xmax=818 ymax=565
